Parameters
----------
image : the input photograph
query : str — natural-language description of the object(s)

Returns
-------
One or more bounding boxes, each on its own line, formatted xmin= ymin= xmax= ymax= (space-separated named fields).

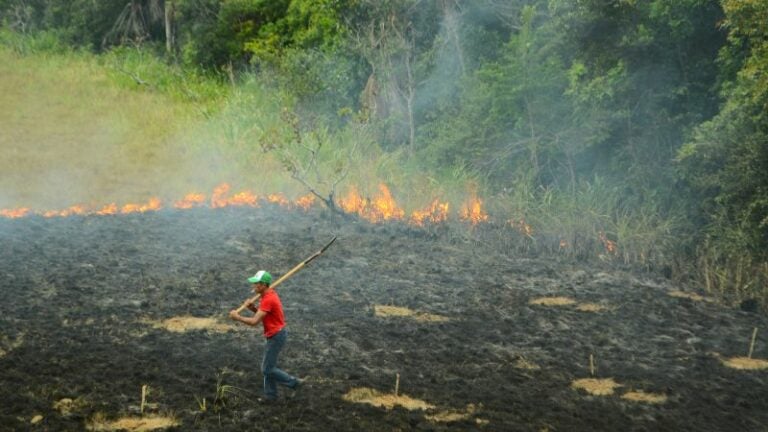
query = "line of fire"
xmin=0 ymin=182 xmax=623 ymax=256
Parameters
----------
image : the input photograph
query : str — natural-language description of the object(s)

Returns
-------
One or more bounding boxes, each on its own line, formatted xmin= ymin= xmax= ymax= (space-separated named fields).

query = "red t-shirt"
xmin=258 ymin=290 xmax=285 ymax=338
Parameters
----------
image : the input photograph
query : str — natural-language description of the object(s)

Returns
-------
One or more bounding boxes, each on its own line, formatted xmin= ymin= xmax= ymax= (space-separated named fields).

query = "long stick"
xmin=141 ymin=385 xmax=148 ymax=414
xmin=748 ymin=327 xmax=758 ymax=359
xmin=234 ymin=236 xmax=337 ymax=314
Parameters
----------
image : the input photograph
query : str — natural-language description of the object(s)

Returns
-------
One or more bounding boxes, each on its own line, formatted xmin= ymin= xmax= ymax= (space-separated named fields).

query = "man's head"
xmin=248 ymin=270 xmax=272 ymax=293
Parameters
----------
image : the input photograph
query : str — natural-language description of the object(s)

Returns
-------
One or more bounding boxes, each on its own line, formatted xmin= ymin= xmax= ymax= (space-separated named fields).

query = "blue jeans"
xmin=261 ymin=329 xmax=298 ymax=399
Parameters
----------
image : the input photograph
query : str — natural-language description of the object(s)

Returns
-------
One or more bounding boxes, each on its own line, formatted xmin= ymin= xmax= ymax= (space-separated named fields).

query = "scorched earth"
xmin=0 ymin=206 xmax=766 ymax=431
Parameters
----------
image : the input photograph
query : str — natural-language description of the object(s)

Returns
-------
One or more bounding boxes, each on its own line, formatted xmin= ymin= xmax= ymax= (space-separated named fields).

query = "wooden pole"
xmin=589 ymin=354 xmax=595 ymax=377
xmin=141 ymin=384 xmax=148 ymax=414
xmin=395 ymin=373 xmax=400 ymax=397
xmin=748 ymin=327 xmax=758 ymax=359
xmin=234 ymin=237 xmax=336 ymax=314
xmin=235 ymin=262 xmax=303 ymax=313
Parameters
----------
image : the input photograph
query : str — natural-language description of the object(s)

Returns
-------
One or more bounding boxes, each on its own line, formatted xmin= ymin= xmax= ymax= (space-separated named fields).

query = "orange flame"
xmin=598 ymin=231 xmax=617 ymax=255
xmin=43 ymin=205 xmax=88 ymax=218
xmin=0 ymin=207 xmax=30 ymax=218
xmin=0 ymin=182 xmax=499 ymax=230
xmin=121 ymin=197 xmax=162 ymax=214
xmin=370 ymin=184 xmax=405 ymax=222
xmin=507 ymin=218 xmax=533 ymax=237
xmin=96 ymin=203 xmax=118 ymax=216
xmin=229 ymin=191 xmax=259 ymax=207
xmin=339 ymin=184 xmax=405 ymax=223
xmin=295 ymin=194 xmax=315 ymax=211
xmin=460 ymin=195 xmax=489 ymax=225
xmin=338 ymin=186 xmax=367 ymax=215
xmin=266 ymin=193 xmax=290 ymax=207
xmin=174 ymin=193 xmax=206 ymax=209
xmin=410 ymin=199 xmax=449 ymax=226
xmin=211 ymin=183 xmax=231 ymax=208
xmin=211 ymin=183 xmax=258 ymax=208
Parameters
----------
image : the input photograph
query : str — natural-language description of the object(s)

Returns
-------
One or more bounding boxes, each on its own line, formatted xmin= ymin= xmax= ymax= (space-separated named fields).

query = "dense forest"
xmin=1 ymin=0 xmax=766 ymax=309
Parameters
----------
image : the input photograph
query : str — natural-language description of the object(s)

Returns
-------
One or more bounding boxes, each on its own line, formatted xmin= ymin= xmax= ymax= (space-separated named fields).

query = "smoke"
xmin=0 ymin=46 xmax=305 ymax=213
xmin=0 ymin=1 xmax=518 ymax=214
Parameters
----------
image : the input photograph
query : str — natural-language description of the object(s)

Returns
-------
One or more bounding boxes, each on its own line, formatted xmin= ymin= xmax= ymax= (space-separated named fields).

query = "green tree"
xmin=345 ymin=0 xmax=442 ymax=151
xmin=244 ymin=0 xmax=357 ymax=119
xmin=677 ymin=0 xmax=768 ymax=259
xmin=1 ymin=0 xmax=131 ymax=49
xmin=554 ymin=0 xmax=725 ymax=200
xmin=103 ymin=0 xmax=164 ymax=47
xmin=174 ymin=0 xmax=290 ymax=68
xmin=421 ymin=3 xmax=581 ymax=190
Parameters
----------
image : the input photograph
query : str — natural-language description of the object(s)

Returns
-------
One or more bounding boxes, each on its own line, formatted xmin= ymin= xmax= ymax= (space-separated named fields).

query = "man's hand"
xmin=229 ymin=309 xmax=241 ymax=320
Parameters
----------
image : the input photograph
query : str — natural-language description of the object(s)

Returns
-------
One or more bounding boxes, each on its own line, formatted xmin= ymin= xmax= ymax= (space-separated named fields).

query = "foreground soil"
xmin=1 ymin=207 xmax=766 ymax=431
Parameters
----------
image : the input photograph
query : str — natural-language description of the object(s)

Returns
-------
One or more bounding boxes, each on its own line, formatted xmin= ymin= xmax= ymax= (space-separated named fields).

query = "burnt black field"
xmin=1 ymin=207 xmax=766 ymax=431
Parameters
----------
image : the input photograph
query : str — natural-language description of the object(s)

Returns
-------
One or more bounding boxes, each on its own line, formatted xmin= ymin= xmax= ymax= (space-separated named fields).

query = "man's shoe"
xmin=286 ymin=378 xmax=304 ymax=399
xmin=292 ymin=378 xmax=303 ymax=390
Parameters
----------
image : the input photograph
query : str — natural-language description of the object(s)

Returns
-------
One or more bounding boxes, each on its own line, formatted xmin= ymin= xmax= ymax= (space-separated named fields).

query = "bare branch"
xmin=273 ymin=113 xmax=358 ymax=217
xmin=112 ymin=65 xmax=153 ymax=87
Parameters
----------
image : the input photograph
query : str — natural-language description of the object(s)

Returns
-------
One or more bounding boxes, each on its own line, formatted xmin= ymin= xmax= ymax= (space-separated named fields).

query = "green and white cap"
xmin=248 ymin=270 xmax=272 ymax=285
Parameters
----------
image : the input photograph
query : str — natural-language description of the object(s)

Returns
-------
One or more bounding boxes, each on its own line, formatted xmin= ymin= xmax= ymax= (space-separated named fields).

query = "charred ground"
xmin=0 ymin=208 xmax=766 ymax=431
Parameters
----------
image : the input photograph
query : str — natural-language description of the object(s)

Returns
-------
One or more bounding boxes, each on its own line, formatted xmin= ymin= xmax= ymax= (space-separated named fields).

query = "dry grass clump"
xmin=53 ymin=397 xmax=88 ymax=416
xmin=621 ymin=391 xmax=668 ymax=404
xmin=668 ymin=290 xmax=711 ymax=302
xmin=529 ymin=297 xmax=576 ymax=307
xmin=426 ymin=410 xmax=470 ymax=423
xmin=0 ymin=332 xmax=25 ymax=357
xmin=344 ymin=388 xmax=487 ymax=425
xmin=717 ymin=328 xmax=767 ymax=369
xmin=142 ymin=316 xmax=236 ymax=333
xmin=425 ymin=404 xmax=479 ymax=423
xmin=575 ymin=303 xmax=608 ymax=312
xmin=342 ymin=387 xmax=435 ymax=411
xmin=86 ymin=413 xmax=179 ymax=431
xmin=374 ymin=305 xmax=449 ymax=323
xmin=571 ymin=378 xmax=622 ymax=396
xmin=529 ymin=297 xmax=610 ymax=312
xmin=721 ymin=356 xmax=768 ymax=370
xmin=513 ymin=357 xmax=540 ymax=370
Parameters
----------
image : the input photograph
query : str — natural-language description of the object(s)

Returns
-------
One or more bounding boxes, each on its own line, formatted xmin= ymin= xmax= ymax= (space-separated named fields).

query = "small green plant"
xmin=210 ymin=369 xmax=253 ymax=413
xmin=194 ymin=395 xmax=207 ymax=413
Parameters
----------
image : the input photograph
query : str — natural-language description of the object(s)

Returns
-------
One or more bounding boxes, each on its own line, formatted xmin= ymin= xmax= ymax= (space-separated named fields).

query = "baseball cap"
xmin=248 ymin=270 xmax=272 ymax=285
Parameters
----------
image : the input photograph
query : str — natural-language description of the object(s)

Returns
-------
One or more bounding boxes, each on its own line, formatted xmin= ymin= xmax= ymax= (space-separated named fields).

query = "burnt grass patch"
xmin=1 ymin=207 xmax=767 ymax=431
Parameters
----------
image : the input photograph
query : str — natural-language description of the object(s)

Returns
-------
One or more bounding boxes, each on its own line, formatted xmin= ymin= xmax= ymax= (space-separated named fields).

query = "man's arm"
xmin=229 ymin=309 xmax=267 ymax=326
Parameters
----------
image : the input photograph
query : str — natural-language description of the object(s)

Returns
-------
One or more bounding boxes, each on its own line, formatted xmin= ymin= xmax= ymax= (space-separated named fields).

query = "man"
xmin=229 ymin=270 xmax=301 ymax=402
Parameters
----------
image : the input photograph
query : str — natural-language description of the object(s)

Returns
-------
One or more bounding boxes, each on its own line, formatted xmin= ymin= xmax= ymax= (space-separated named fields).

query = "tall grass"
xmin=697 ymin=235 xmax=768 ymax=309
xmin=0 ymin=31 xmax=211 ymax=208
xmin=474 ymin=177 xmax=683 ymax=271
xmin=100 ymin=46 xmax=228 ymax=108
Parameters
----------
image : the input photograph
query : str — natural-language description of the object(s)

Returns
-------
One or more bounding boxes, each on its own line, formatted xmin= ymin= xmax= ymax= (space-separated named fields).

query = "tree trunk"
xmin=404 ymin=50 xmax=416 ymax=154
xmin=440 ymin=0 xmax=465 ymax=75
xmin=164 ymin=0 xmax=175 ymax=55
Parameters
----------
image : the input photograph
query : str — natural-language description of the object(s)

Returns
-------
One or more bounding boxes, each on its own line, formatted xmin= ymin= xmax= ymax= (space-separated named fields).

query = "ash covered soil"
xmin=1 ymin=207 xmax=766 ymax=431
